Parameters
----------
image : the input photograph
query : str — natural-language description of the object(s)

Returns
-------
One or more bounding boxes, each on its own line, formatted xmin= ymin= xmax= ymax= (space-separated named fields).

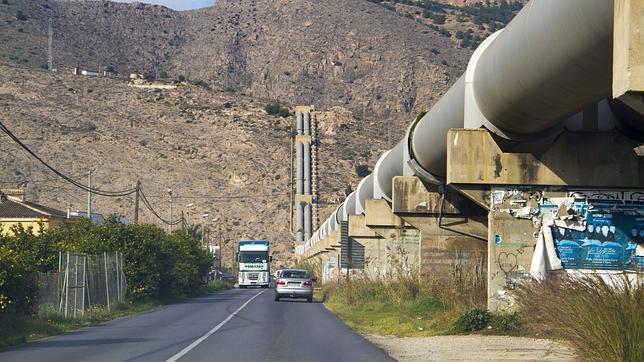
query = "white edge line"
xmin=165 ymin=291 xmax=265 ymax=362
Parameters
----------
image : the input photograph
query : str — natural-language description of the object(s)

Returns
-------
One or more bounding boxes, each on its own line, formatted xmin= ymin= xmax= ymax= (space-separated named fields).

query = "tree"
xmin=355 ymin=164 xmax=370 ymax=177
xmin=15 ymin=10 xmax=27 ymax=21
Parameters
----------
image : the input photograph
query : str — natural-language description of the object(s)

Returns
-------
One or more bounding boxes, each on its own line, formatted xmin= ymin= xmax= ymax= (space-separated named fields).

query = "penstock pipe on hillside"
xmin=307 ymin=0 xmax=618 ymax=249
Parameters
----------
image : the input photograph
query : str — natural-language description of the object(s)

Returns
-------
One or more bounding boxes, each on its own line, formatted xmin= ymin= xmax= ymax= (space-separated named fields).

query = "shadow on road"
xmin=14 ymin=337 xmax=149 ymax=349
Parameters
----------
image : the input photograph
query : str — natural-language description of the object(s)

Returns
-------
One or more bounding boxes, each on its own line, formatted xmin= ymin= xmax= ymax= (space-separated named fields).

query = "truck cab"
xmin=237 ymin=240 xmax=271 ymax=288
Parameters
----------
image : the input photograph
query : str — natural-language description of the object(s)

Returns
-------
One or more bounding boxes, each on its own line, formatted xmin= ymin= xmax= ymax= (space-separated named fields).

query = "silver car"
xmin=274 ymin=269 xmax=314 ymax=302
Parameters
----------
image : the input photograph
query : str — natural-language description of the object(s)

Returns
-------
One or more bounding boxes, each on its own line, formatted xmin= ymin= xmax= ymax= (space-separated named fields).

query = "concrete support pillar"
xmin=296 ymin=112 xmax=304 ymax=135
xmin=391 ymin=176 xmax=488 ymax=277
xmin=446 ymin=128 xmax=643 ymax=312
xmin=304 ymin=141 xmax=311 ymax=195
xmin=296 ymin=141 xmax=304 ymax=195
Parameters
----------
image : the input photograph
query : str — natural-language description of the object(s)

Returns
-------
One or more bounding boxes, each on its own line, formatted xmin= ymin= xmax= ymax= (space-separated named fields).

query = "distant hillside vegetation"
xmin=0 ymin=0 xmax=525 ymax=129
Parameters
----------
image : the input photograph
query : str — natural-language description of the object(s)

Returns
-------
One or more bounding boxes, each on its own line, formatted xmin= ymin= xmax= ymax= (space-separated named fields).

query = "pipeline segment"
xmin=300 ymin=0 xmax=626 ymax=255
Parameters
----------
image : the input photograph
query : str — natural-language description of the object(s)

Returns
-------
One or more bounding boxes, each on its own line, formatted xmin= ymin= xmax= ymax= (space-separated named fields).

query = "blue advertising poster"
xmin=551 ymin=202 xmax=643 ymax=270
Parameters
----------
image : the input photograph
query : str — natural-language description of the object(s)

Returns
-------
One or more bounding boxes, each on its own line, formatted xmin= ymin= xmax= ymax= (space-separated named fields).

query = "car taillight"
xmin=303 ymin=281 xmax=313 ymax=286
xmin=276 ymin=280 xmax=286 ymax=286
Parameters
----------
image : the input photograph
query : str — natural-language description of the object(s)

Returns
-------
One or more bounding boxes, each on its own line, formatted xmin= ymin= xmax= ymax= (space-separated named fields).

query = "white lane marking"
xmin=166 ymin=290 xmax=265 ymax=362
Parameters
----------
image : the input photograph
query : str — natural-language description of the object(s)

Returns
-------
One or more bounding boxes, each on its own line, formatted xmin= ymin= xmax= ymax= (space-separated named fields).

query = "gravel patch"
xmin=366 ymin=334 xmax=577 ymax=361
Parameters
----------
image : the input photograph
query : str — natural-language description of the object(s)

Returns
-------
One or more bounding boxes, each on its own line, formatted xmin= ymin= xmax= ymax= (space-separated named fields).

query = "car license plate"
xmin=287 ymin=282 xmax=300 ymax=287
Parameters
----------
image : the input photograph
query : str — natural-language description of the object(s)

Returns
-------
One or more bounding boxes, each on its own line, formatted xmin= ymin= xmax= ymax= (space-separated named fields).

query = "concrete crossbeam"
xmin=447 ymin=129 xmax=642 ymax=187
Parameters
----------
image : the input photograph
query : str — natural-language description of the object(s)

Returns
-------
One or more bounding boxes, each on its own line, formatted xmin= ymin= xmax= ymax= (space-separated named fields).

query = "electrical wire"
xmin=0 ymin=120 xmax=137 ymax=197
xmin=142 ymin=192 xmax=289 ymax=200
xmin=139 ymin=187 xmax=182 ymax=226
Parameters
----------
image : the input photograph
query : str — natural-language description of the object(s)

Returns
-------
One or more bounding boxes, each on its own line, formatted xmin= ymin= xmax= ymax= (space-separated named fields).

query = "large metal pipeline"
xmin=296 ymin=202 xmax=304 ymax=242
xmin=355 ymin=174 xmax=374 ymax=214
xmin=303 ymin=0 xmax=622 ymax=252
xmin=304 ymin=203 xmax=312 ymax=241
xmin=304 ymin=141 xmax=312 ymax=195
xmin=304 ymin=112 xmax=311 ymax=135
xmin=296 ymin=142 xmax=304 ymax=194
xmin=473 ymin=0 xmax=613 ymax=136
xmin=373 ymin=140 xmax=405 ymax=201
xmin=296 ymin=112 xmax=303 ymax=134
xmin=410 ymin=75 xmax=465 ymax=178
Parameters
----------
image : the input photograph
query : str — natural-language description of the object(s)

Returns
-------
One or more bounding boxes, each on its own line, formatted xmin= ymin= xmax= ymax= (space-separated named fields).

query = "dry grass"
xmin=514 ymin=274 xmax=643 ymax=362
xmin=322 ymin=255 xmax=487 ymax=336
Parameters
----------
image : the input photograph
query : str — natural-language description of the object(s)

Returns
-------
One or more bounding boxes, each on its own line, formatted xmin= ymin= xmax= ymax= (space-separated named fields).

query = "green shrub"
xmin=489 ymin=312 xmax=522 ymax=334
xmin=0 ymin=244 xmax=38 ymax=317
xmin=265 ymin=102 xmax=290 ymax=118
xmin=355 ymin=164 xmax=370 ymax=177
xmin=515 ymin=275 xmax=643 ymax=362
xmin=0 ymin=218 xmax=214 ymax=313
xmin=191 ymin=79 xmax=209 ymax=89
xmin=15 ymin=10 xmax=27 ymax=21
xmin=295 ymin=258 xmax=322 ymax=283
xmin=207 ymin=279 xmax=233 ymax=292
xmin=453 ymin=308 xmax=492 ymax=332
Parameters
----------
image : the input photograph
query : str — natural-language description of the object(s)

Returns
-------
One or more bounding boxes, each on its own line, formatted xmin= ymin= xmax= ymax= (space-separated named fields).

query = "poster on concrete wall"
xmin=549 ymin=197 xmax=643 ymax=270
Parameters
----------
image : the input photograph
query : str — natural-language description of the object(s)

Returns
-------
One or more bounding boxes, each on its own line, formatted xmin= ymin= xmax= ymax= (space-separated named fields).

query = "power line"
xmin=0 ymin=172 xmax=89 ymax=185
xmin=0 ymin=121 xmax=137 ymax=197
xmin=139 ymin=187 xmax=182 ymax=226
xmin=142 ymin=192 xmax=289 ymax=200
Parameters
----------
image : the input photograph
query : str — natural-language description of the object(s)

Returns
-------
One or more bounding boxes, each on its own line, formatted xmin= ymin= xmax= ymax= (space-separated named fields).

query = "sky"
xmin=112 ymin=0 xmax=215 ymax=11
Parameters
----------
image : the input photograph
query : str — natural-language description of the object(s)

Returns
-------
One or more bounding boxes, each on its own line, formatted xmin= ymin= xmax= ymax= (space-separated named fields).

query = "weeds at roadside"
xmin=296 ymin=259 xmax=322 ymax=282
xmin=1 ymin=282 xmax=233 ymax=349
xmin=206 ymin=279 xmax=234 ymax=293
xmin=0 ymin=300 xmax=158 ymax=348
xmin=514 ymin=274 xmax=643 ymax=362
xmin=322 ymin=245 xmax=487 ymax=337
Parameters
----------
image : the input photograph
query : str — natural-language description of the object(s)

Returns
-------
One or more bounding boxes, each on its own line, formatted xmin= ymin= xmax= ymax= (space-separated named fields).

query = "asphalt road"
xmin=0 ymin=288 xmax=393 ymax=362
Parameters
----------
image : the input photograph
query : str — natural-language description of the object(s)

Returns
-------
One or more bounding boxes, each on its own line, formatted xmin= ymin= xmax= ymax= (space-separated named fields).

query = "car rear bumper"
xmin=275 ymin=287 xmax=313 ymax=297
xmin=239 ymin=281 xmax=269 ymax=286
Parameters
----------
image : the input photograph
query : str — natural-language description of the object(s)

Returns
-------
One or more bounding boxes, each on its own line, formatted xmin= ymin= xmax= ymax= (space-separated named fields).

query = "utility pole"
xmin=218 ymin=221 xmax=223 ymax=271
xmin=47 ymin=18 xmax=53 ymax=72
xmin=87 ymin=170 xmax=92 ymax=222
xmin=134 ymin=180 xmax=140 ymax=224
xmin=168 ymin=188 xmax=173 ymax=233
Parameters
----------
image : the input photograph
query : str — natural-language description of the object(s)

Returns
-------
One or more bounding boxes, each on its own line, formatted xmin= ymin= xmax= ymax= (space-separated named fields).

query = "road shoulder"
xmin=365 ymin=334 xmax=577 ymax=361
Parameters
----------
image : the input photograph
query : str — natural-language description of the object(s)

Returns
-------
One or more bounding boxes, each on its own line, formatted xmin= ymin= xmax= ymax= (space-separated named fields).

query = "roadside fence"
xmin=37 ymin=252 xmax=126 ymax=319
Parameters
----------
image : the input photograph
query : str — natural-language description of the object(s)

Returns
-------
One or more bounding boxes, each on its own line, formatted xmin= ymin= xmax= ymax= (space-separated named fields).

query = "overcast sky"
xmin=112 ymin=0 xmax=215 ymax=11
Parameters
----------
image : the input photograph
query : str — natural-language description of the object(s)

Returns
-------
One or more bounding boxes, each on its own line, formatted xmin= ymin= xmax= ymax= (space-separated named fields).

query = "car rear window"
xmin=281 ymin=271 xmax=308 ymax=278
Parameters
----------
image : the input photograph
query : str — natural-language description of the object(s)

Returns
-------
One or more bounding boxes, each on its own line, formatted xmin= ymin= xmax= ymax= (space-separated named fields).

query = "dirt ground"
xmin=367 ymin=334 xmax=577 ymax=361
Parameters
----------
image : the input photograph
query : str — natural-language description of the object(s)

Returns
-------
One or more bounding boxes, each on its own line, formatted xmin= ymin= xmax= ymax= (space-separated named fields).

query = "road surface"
xmin=0 ymin=288 xmax=393 ymax=362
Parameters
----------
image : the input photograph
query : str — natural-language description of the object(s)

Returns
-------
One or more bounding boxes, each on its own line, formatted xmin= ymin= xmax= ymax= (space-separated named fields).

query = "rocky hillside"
xmin=369 ymin=0 xmax=527 ymax=50
xmin=0 ymin=62 xmax=392 ymax=267
xmin=0 ymin=0 xmax=526 ymax=263
xmin=0 ymin=0 xmax=525 ymax=125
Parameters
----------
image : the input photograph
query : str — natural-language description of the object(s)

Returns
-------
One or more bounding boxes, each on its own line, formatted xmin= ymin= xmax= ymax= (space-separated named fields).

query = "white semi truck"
xmin=237 ymin=240 xmax=271 ymax=288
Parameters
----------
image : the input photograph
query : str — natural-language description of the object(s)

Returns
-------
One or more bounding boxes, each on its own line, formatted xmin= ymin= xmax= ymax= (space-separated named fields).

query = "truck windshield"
xmin=239 ymin=252 xmax=268 ymax=263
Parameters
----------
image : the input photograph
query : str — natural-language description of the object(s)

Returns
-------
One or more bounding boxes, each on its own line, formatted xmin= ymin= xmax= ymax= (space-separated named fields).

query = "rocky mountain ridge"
xmin=0 ymin=0 xmax=526 ymax=264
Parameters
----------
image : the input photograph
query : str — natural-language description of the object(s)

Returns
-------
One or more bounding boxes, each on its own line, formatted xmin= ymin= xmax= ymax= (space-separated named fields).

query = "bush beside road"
xmin=0 ymin=218 xmax=216 ymax=348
